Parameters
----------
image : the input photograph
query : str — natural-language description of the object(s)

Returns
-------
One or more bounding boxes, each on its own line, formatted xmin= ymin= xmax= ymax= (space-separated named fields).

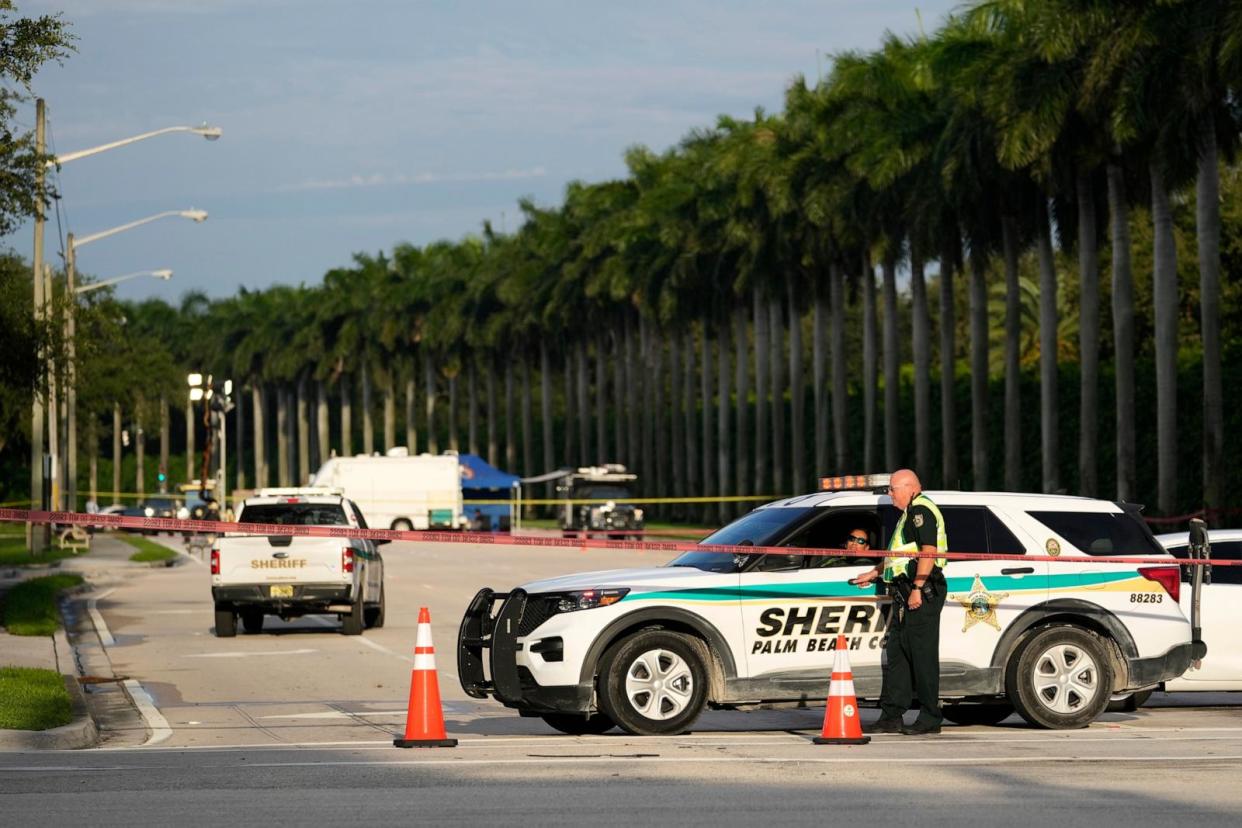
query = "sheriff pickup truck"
xmin=210 ymin=487 xmax=387 ymax=637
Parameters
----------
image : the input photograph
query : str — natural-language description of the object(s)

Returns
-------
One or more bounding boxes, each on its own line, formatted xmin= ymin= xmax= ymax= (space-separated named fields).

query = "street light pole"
xmin=29 ymin=99 xmax=46 ymax=553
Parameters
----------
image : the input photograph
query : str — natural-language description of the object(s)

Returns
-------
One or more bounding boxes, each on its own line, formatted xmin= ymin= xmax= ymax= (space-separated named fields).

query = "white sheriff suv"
xmin=211 ymin=488 xmax=387 ymax=637
xmin=457 ymin=480 xmax=1202 ymax=735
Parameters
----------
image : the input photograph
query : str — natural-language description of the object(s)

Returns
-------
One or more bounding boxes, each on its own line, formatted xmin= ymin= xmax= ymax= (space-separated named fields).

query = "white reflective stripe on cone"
xmin=415 ymin=623 xmax=434 ymax=648
xmin=828 ymin=680 xmax=857 ymax=697
xmin=413 ymin=653 xmax=437 ymax=671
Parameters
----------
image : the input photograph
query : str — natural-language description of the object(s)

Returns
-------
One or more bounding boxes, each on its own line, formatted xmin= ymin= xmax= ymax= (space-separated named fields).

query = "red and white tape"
xmin=0 ymin=507 xmax=1236 ymax=567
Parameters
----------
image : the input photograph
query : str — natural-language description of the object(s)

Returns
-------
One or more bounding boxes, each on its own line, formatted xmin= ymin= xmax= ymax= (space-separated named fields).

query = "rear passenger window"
xmin=1208 ymin=541 xmax=1242 ymax=585
xmin=985 ymin=510 xmax=1026 ymax=554
xmin=1027 ymin=511 xmax=1165 ymax=557
xmin=940 ymin=507 xmax=988 ymax=556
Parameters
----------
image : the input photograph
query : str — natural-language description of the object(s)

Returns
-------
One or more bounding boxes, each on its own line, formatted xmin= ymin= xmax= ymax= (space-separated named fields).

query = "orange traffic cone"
xmin=812 ymin=634 xmax=870 ymax=745
xmin=394 ymin=607 xmax=458 ymax=748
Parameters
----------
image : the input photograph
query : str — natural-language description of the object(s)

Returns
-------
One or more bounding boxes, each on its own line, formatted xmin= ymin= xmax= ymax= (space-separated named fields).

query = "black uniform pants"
xmin=879 ymin=573 xmax=946 ymax=725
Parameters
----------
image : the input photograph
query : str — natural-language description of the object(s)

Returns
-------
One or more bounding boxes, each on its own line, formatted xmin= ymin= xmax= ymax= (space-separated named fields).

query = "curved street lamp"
xmin=73 ymin=268 xmax=173 ymax=295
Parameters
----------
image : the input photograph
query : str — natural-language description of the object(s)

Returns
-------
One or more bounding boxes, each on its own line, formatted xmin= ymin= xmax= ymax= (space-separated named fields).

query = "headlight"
xmin=176 ymin=507 xmax=190 ymax=520
xmin=550 ymin=588 xmax=629 ymax=614
xmin=634 ymin=508 xmax=644 ymax=521
xmin=143 ymin=506 xmax=155 ymax=518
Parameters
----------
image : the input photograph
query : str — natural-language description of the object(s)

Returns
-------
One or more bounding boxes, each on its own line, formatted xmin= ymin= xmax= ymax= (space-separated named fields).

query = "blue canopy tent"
xmin=458 ymin=453 xmax=520 ymax=531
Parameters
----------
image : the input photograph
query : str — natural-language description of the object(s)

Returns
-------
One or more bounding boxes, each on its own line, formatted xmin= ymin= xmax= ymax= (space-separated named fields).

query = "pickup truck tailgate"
xmin=216 ymin=536 xmax=347 ymax=584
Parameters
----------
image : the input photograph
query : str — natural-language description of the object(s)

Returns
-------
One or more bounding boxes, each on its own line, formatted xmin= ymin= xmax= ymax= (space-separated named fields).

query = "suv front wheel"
xmin=1006 ymin=625 xmax=1113 ymax=729
xmin=597 ymin=630 xmax=707 ymax=736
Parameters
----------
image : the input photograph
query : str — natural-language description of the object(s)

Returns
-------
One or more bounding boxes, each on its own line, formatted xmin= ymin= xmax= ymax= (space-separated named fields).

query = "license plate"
xmin=270 ymin=584 xmax=294 ymax=598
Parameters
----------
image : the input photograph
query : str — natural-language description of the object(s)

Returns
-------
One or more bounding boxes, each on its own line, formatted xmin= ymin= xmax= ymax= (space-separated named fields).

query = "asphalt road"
xmin=1 ymin=534 xmax=1240 ymax=825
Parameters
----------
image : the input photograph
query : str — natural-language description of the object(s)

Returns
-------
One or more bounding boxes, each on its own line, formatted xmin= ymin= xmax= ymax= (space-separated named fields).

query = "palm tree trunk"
xmin=595 ymin=340 xmax=608 ymax=462
xmin=861 ymin=253 xmax=877 ymax=474
xmin=89 ymin=418 xmax=98 ymax=507
xmin=1077 ymin=169 xmax=1100 ymax=497
xmin=686 ymin=328 xmax=701 ymax=501
xmin=467 ymin=362 xmax=478 ymax=456
xmin=814 ymin=288 xmax=829 ymax=474
xmin=1037 ymin=200 xmax=1060 ymax=494
xmin=1002 ymin=218 xmax=1022 ymax=491
xmin=112 ymin=402 xmax=122 ymax=505
xmin=1197 ymin=124 xmax=1224 ymax=522
xmin=939 ymin=248 xmax=958 ymax=488
xmin=406 ymin=372 xmax=418 ymax=453
xmin=339 ymin=374 xmax=352 ymax=458
xmin=732 ymin=307 xmax=749 ymax=514
xmin=235 ymin=385 xmax=246 ymax=491
xmin=882 ymin=254 xmax=900 ymax=469
xmin=358 ymin=369 xmax=371 ymax=456
xmin=423 ymin=355 xmax=437 ymax=454
xmin=700 ymin=324 xmax=715 ymax=523
xmin=562 ymin=353 xmax=574 ymax=465
xmin=185 ymin=403 xmax=194 ymax=487
xmin=253 ymin=384 xmax=266 ymax=488
xmin=316 ymin=379 xmax=328 ymax=469
xmin=448 ymin=374 xmax=459 ymax=452
xmin=521 ymin=359 xmax=533 ymax=476
xmin=625 ymin=314 xmax=640 ymax=476
xmin=135 ymin=407 xmax=145 ymax=499
xmin=769 ymin=295 xmax=786 ymax=495
xmin=159 ymin=395 xmax=169 ymax=489
xmin=576 ymin=341 xmax=590 ymax=463
xmin=653 ymin=335 xmax=667 ymax=502
xmin=969 ymin=252 xmax=989 ymax=490
xmin=273 ymin=387 xmax=287 ymax=485
xmin=1150 ymin=162 xmax=1178 ymax=514
xmin=789 ymin=278 xmax=806 ymax=493
xmin=383 ymin=376 xmax=396 ymax=452
xmin=505 ymin=359 xmax=516 ymax=471
xmin=753 ymin=290 xmax=769 ymax=492
xmin=910 ymin=247 xmax=931 ymax=476
xmin=540 ymin=343 xmax=554 ymax=475
xmin=669 ymin=334 xmax=684 ymax=506
xmin=641 ymin=318 xmax=656 ymax=490
xmin=298 ymin=376 xmax=310 ymax=482
xmin=612 ymin=332 xmax=625 ymax=468
xmin=830 ymin=260 xmax=848 ymax=472
xmin=717 ymin=318 xmax=731 ymax=524
xmin=487 ymin=363 xmax=498 ymax=466
xmin=1108 ymin=161 xmax=1135 ymax=501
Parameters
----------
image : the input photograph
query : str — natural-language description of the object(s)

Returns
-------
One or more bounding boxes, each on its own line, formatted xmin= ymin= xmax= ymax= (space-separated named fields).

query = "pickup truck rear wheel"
xmin=240 ymin=609 xmax=265 ymax=634
xmin=1006 ymin=625 xmax=1113 ymax=729
xmin=597 ymin=630 xmax=707 ymax=736
xmin=214 ymin=603 xmax=237 ymax=638
xmin=341 ymin=594 xmax=365 ymax=636
xmin=365 ymin=585 xmax=386 ymax=629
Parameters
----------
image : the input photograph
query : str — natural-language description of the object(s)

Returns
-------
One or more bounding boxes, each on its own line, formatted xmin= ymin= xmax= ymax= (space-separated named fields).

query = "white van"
xmin=310 ymin=449 xmax=463 ymax=531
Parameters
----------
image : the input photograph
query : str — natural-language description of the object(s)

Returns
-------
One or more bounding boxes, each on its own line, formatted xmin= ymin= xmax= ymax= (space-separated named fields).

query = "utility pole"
xmin=66 ymin=234 xmax=78 ymax=511
xmin=29 ymin=98 xmax=46 ymax=553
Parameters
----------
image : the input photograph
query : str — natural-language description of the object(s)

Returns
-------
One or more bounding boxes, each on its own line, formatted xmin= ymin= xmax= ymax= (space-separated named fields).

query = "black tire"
xmin=341 ymin=592 xmax=365 ymax=636
xmin=214 ymin=603 xmax=236 ymax=638
xmin=391 ymin=518 xmax=413 ymax=532
xmin=540 ymin=712 xmax=617 ymax=735
xmin=1106 ymin=688 xmax=1154 ymax=713
xmin=365 ymin=585 xmax=386 ymax=629
xmin=240 ymin=609 xmax=265 ymax=634
xmin=597 ymin=630 xmax=707 ymax=736
xmin=1006 ymin=625 xmax=1114 ymax=729
xmin=941 ymin=702 xmax=1016 ymax=727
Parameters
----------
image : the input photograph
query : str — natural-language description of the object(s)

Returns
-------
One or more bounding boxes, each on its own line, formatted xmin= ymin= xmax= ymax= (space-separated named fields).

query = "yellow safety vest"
xmin=883 ymin=493 xmax=948 ymax=582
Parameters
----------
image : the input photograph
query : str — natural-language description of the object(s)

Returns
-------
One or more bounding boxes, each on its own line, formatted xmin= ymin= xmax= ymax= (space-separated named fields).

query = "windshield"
xmin=573 ymin=484 xmax=633 ymax=500
xmin=667 ymin=507 xmax=813 ymax=573
xmin=238 ymin=503 xmax=349 ymax=526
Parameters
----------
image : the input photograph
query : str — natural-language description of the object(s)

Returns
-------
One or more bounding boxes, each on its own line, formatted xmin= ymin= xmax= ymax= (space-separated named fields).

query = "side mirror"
xmin=1189 ymin=518 xmax=1208 ymax=548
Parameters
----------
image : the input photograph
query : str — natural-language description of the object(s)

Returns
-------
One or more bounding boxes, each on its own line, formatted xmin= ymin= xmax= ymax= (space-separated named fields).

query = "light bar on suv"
xmin=819 ymin=474 xmax=892 ymax=492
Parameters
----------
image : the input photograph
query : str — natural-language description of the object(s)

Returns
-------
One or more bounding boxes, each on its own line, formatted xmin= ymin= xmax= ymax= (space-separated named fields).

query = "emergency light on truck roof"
xmin=819 ymin=474 xmax=891 ymax=492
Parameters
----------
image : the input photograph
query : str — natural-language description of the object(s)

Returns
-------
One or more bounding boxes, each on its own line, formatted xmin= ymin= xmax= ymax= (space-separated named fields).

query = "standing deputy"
xmin=850 ymin=469 xmax=948 ymax=735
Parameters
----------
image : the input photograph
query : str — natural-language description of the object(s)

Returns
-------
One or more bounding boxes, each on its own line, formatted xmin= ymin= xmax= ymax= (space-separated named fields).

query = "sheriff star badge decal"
xmin=948 ymin=575 xmax=1009 ymax=632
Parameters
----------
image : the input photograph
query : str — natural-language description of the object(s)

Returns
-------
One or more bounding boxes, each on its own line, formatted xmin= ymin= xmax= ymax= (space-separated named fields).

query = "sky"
xmin=8 ymin=0 xmax=958 ymax=302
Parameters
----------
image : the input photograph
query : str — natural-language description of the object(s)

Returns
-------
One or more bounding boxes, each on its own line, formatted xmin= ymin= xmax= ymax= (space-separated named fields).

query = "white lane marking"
xmin=356 ymin=636 xmax=415 ymax=664
xmin=87 ymin=589 xmax=116 ymax=647
xmin=257 ymin=711 xmax=408 ymax=720
xmin=148 ymin=610 xmax=199 ymax=615
xmin=122 ymin=680 xmax=172 ymax=746
xmin=183 ymin=649 xmax=317 ymax=658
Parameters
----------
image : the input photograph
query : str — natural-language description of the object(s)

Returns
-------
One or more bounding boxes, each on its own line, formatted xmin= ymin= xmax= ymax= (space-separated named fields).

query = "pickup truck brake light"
xmin=210 ymin=548 xmax=220 ymax=575
xmin=1139 ymin=566 xmax=1181 ymax=603
xmin=341 ymin=547 xmax=355 ymax=573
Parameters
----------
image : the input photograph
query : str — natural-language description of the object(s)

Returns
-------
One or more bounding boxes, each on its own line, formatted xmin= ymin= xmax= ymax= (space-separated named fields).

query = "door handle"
xmin=1001 ymin=567 xmax=1034 ymax=575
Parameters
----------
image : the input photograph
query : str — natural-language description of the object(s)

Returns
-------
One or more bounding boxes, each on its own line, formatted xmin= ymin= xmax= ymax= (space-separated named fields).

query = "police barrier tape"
xmin=0 ymin=507 xmax=1237 ymax=568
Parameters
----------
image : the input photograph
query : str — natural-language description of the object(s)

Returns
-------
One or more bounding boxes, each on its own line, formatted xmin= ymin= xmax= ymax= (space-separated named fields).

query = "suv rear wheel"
xmin=1006 ymin=625 xmax=1113 ymax=729
xmin=597 ymin=630 xmax=707 ymax=736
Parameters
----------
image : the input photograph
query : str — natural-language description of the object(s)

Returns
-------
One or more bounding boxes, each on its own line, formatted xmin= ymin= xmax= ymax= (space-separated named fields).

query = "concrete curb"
xmin=0 ymin=591 xmax=99 ymax=751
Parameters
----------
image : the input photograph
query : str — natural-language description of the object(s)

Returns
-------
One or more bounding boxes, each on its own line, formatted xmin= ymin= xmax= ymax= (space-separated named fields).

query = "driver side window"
xmin=782 ymin=509 xmax=883 ymax=569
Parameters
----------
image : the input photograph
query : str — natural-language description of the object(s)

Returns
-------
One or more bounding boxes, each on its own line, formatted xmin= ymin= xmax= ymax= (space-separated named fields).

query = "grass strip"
xmin=2 ymin=574 xmax=85 ymax=636
xmin=0 ymin=537 xmax=82 ymax=567
xmin=119 ymin=534 xmax=178 ymax=563
xmin=0 ymin=667 xmax=72 ymax=730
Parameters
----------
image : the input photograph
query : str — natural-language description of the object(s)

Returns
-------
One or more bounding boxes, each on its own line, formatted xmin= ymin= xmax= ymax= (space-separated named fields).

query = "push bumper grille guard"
xmin=457 ymin=587 xmax=528 ymax=704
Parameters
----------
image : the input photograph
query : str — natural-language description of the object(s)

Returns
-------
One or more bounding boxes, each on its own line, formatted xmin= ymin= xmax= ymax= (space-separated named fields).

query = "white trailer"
xmin=309 ymin=449 xmax=464 ymax=531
